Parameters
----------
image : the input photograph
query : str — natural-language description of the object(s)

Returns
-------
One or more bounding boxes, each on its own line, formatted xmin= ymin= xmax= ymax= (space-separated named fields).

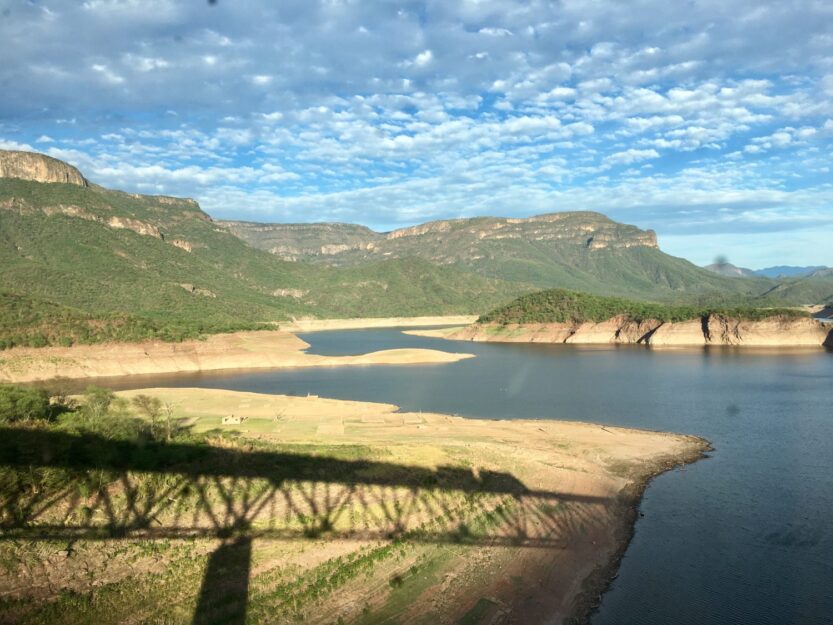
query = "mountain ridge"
xmin=0 ymin=150 xmax=526 ymax=347
xmin=3 ymin=148 xmax=832 ymax=350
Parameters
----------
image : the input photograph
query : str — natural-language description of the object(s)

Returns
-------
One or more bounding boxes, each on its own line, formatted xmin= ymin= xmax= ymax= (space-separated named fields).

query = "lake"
xmin=106 ymin=328 xmax=833 ymax=625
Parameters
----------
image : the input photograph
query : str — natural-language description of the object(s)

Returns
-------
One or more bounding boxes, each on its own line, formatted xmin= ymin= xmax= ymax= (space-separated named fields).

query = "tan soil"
xmin=278 ymin=315 xmax=477 ymax=332
xmin=129 ymin=388 xmax=707 ymax=624
xmin=0 ymin=387 xmax=706 ymax=625
xmin=408 ymin=315 xmax=832 ymax=348
xmin=0 ymin=330 xmax=474 ymax=383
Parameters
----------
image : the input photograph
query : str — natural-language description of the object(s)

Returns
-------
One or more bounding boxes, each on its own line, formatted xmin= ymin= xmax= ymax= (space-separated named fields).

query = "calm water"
xmin=106 ymin=329 xmax=833 ymax=624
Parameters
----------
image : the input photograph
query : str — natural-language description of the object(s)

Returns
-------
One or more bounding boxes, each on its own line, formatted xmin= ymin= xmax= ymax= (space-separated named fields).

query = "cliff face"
xmin=220 ymin=211 xmax=658 ymax=264
xmin=447 ymin=315 xmax=831 ymax=348
xmin=0 ymin=150 xmax=87 ymax=186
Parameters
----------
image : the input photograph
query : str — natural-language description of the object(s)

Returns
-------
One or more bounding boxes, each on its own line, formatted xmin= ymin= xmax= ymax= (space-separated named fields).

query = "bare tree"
xmin=132 ymin=395 xmax=163 ymax=436
xmin=162 ymin=402 xmax=175 ymax=442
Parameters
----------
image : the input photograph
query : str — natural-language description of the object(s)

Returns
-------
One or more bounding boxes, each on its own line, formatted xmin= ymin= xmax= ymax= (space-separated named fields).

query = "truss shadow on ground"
xmin=0 ymin=427 xmax=609 ymax=624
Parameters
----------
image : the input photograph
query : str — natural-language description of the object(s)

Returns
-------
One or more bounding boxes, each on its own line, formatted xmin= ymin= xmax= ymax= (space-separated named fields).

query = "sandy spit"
xmin=0 ymin=330 xmax=474 ymax=383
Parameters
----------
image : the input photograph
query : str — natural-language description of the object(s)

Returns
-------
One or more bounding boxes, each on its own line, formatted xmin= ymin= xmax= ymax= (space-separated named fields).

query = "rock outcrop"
xmin=0 ymin=150 xmax=87 ymax=186
xmin=107 ymin=216 xmax=163 ymax=239
xmin=219 ymin=211 xmax=659 ymax=265
xmin=442 ymin=315 xmax=831 ymax=348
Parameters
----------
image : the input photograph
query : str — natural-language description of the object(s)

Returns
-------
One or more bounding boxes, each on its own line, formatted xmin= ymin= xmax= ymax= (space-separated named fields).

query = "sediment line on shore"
xmin=0 ymin=330 xmax=474 ymax=383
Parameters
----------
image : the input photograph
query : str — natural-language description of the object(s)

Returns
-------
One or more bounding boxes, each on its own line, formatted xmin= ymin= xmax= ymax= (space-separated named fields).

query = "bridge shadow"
xmin=0 ymin=427 xmax=607 ymax=624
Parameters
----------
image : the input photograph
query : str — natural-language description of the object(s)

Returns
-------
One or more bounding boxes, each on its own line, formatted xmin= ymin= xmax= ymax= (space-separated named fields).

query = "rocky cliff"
xmin=0 ymin=150 xmax=87 ymax=186
xmin=436 ymin=314 xmax=832 ymax=348
xmin=222 ymin=212 xmax=658 ymax=264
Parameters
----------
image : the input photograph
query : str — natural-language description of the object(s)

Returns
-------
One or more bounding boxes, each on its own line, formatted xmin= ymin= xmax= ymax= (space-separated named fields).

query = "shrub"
xmin=0 ymin=384 xmax=52 ymax=423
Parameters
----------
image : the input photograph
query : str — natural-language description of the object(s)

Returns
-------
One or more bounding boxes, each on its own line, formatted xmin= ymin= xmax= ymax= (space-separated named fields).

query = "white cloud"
xmin=1 ymin=0 xmax=832 ymax=265
xmin=414 ymin=50 xmax=433 ymax=67
xmin=603 ymin=148 xmax=660 ymax=167
xmin=0 ymin=140 xmax=35 ymax=151
xmin=91 ymin=63 xmax=125 ymax=85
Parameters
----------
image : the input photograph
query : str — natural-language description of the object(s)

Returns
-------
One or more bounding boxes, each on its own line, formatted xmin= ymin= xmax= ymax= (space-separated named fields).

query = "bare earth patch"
xmin=0 ymin=330 xmax=474 ymax=383
xmin=0 ymin=387 xmax=708 ymax=625
xmin=279 ymin=315 xmax=478 ymax=332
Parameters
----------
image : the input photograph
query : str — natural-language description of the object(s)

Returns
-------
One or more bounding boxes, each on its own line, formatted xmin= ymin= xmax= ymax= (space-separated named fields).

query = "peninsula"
xmin=408 ymin=289 xmax=833 ymax=348
xmin=0 ymin=386 xmax=707 ymax=625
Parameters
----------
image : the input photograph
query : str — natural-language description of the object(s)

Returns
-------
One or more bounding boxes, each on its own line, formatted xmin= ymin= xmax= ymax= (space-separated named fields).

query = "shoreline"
xmin=565 ymin=439 xmax=711 ymax=624
xmin=278 ymin=315 xmax=478 ymax=332
xmin=0 ymin=386 xmax=707 ymax=625
xmin=157 ymin=389 xmax=712 ymax=624
xmin=0 ymin=330 xmax=474 ymax=383
xmin=406 ymin=319 xmax=833 ymax=349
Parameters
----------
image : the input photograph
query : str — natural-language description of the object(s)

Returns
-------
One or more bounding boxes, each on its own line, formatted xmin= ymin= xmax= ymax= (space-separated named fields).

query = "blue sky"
xmin=1 ymin=0 xmax=832 ymax=268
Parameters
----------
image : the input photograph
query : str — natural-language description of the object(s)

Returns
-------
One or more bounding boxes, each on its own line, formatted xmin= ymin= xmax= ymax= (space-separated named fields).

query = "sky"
xmin=1 ymin=0 xmax=832 ymax=269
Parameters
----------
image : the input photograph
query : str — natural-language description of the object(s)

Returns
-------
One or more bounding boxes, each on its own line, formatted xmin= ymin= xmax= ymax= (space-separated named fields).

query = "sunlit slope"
xmin=0 ymin=178 xmax=526 ymax=345
xmin=222 ymin=213 xmax=786 ymax=302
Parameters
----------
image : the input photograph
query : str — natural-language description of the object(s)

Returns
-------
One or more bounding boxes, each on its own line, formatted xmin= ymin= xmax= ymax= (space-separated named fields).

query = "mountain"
xmin=753 ymin=265 xmax=829 ymax=279
xmin=756 ymin=274 xmax=833 ymax=307
xmin=0 ymin=150 xmax=525 ymax=347
xmin=222 ymin=214 xmax=777 ymax=302
xmin=704 ymin=262 xmax=758 ymax=278
xmin=477 ymin=288 xmax=808 ymax=325
xmin=2 ymin=149 xmax=831 ymax=349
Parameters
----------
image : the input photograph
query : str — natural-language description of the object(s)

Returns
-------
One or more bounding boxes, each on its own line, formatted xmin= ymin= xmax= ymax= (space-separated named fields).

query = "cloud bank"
xmin=1 ymin=0 xmax=832 ymax=266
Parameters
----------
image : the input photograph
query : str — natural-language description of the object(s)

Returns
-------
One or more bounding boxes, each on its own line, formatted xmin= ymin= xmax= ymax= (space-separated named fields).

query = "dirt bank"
xmin=278 ymin=315 xmax=477 ymax=332
xmin=407 ymin=314 xmax=833 ymax=348
xmin=0 ymin=330 xmax=474 ymax=383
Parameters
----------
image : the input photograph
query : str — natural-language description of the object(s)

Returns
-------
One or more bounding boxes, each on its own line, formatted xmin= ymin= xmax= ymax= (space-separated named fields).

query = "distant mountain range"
xmin=223 ymin=216 xmax=833 ymax=306
xmin=221 ymin=215 xmax=775 ymax=303
xmin=705 ymin=263 xmax=830 ymax=279
xmin=2 ymin=149 xmax=832 ymax=346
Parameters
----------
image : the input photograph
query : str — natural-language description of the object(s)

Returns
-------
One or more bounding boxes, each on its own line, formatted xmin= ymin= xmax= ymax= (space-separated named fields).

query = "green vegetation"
xmin=2 ymin=172 xmax=828 ymax=349
xmin=0 ymin=383 xmax=53 ymax=423
xmin=0 ymin=179 xmax=525 ymax=347
xmin=0 ymin=291 xmax=262 ymax=349
xmin=479 ymin=288 xmax=810 ymax=325
xmin=224 ymin=212 xmax=833 ymax=306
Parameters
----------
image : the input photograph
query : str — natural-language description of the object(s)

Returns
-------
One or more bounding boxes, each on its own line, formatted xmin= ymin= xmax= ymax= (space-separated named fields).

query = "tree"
xmin=82 ymin=386 xmax=115 ymax=419
xmin=0 ymin=384 xmax=51 ymax=423
xmin=132 ymin=394 xmax=163 ymax=435
xmin=162 ymin=402 xmax=176 ymax=442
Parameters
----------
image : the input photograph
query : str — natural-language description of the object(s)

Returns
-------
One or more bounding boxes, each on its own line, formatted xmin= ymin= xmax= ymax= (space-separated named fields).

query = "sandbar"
xmin=0 ymin=330 xmax=474 ymax=383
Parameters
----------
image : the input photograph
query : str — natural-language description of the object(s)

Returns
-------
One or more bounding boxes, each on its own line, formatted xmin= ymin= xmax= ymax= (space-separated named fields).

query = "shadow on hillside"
xmin=0 ymin=427 xmax=607 ymax=624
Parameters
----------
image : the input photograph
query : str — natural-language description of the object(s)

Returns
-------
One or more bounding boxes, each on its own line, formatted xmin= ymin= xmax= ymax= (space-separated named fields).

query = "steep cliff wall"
xmin=0 ymin=150 xmax=87 ymax=186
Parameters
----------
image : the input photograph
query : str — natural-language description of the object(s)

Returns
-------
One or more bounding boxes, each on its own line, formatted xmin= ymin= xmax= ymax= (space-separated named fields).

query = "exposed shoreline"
xmin=90 ymin=388 xmax=710 ymax=623
xmin=278 ymin=315 xmax=478 ymax=332
xmin=0 ymin=330 xmax=474 ymax=383
xmin=566 ymin=439 xmax=711 ymax=624
xmin=0 ymin=383 xmax=708 ymax=624
xmin=406 ymin=316 xmax=833 ymax=348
